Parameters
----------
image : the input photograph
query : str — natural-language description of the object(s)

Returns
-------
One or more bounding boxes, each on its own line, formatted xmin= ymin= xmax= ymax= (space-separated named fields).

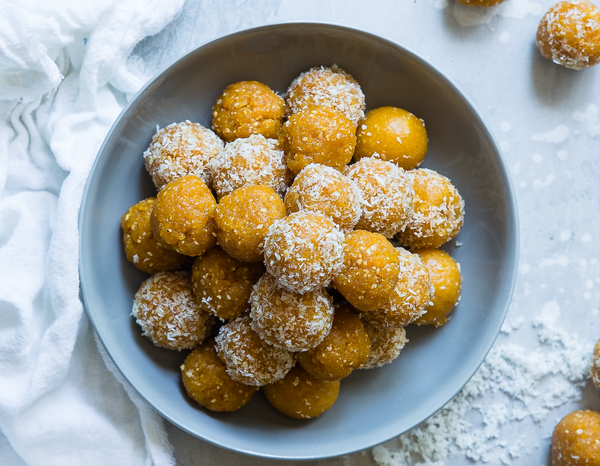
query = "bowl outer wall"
xmin=79 ymin=22 xmax=519 ymax=460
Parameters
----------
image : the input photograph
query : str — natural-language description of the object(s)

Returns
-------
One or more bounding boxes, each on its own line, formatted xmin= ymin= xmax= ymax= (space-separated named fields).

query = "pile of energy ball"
xmin=122 ymin=64 xmax=465 ymax=420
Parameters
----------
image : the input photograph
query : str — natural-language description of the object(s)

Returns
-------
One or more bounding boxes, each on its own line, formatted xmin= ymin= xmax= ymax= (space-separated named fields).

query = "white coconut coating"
xmin=360 ymin=322 xmax=408 ymax=369
xmin=215 ymin=314 xmax=295 ymax=386
xmin=143 ymin=120 xmax=223 ymax=190
xmin=284 ymin=163 xmax=363 ymax=232
xmin=210 ymin=134 xmax=289 ymax=199
xmin=249 ymin=273 xmax=334 ymax=352
xmin=132 ymin=271 xmax=213 ymax=350
xmin=263 ymin=211 xmax=345 ymax=293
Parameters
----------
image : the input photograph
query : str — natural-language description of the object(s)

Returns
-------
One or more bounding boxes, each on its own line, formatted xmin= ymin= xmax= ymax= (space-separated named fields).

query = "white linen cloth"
xmin=0 ymin=1 xmax=185 ymax=464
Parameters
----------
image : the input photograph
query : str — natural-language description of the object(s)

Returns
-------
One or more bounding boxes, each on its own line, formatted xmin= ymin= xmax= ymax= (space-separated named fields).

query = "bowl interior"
xmin=80 ymin=23 xmax=518 ymax=460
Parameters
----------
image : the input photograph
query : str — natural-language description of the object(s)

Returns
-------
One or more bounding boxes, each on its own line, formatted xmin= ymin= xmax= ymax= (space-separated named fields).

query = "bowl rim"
xmin=79 ymin=20 xmax=520 ymax=460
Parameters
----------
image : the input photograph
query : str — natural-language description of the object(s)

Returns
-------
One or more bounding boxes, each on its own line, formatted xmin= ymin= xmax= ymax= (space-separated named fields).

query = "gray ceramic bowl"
xmin=80 ymin=22 xmax=518 ymax=460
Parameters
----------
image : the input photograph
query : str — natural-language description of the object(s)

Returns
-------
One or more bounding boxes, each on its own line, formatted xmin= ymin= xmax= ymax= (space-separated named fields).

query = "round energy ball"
xmin=149 ymin=175 xmax=217 ymax=257
xmin=354 ymin=107 xmax=428 ymax=170
xmin=215 ymin=314 xmax=295 ymax=386
xmin=263 ymin=211 xmax=344 ymax=293
xmin=537 ymin=0 xmax=600 ymax=70
xmin=210 ymin=134 xmax=288 ymax=199
xmin=279 ymin=104 xmax=356 ymax=176
xmin=297 ymin=304 xmax=371 ymax=380
xmin=592 ymin=338 xmax=600 ymax=389
xmin=215 ymin=185 xmax=286 ymax=262
xmin=212 ymin=80 xmax=285 ymax=142
xmin=360 ymin=322 xmax=408 ymax=369
xmin=191 ymin=247 xmax=265 ymax=321
xmin=249 ymin=273 xmax=334 ymax=352
xmin=181 ymin=340 xmax=258 ymax=412
xmin=332 ymin=230 xmax=400 ymax=312
xmin=551 ymin=410 xmax=600 ymax=466
xmin=345 ymin=157 xmax=414 ymax=238
xmin=456 ymin=0 xmax=505 ymax=5
xmin=263 ymin=365 xmax=340 ymax=419
xmin=143 ymin=120 xmax=223 ymax=190
xmin=132 ymin=271 xmax=213 ymax=350
xmin=121 ymin=197 xmax=187 ymax=274
xmin=413 ymin=248 xmax=462 ymax=327
xmin=286 ymin=65 xmax=366 ymax=126
xmin=284 ymin=163 xmax=363 ymax=232
xmin=396 ymin=168 xmax=464 ymax=250
xmin=362 ymin=247 xmax=433 ymax=328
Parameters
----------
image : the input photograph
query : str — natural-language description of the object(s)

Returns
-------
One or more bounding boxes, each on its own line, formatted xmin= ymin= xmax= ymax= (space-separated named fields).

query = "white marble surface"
xmin=131 ymin=0 xmax=600 ymax=464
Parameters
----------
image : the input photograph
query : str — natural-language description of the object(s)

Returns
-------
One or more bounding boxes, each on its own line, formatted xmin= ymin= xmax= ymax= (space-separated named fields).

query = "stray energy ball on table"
xmin=297 ymin=304 xmax=371 ymax=381
xmin=212 ymin=80 xmax=285 ymax=142
xmin=362 ymin=247 xmax=433 ymax=328
xmin=284 ymin=163 xmax=363 ymax=232
xmin=286 ymin=65 xmax=366 ymax=126
xmin=215 ymin=185 xmax=286 ymax=262
xmin=250 ymin=273 xmax=334 ymax=352
xmin=263 ymin=365 xmax=340 ymax=419
xmin=191 ymin=247 xmax=264 ymax=321
xmin=121 ymin=198 xmax=187 ymax=274
xmin=150 ymin=175 xmax=217 ymax=257
xmin=143 ymin=121 xmax=223 ymax=190
xmin=360 ymin=322 xmax=408 ymax=369
xmin=332 ymin=230 xmax=400 ymax=312
xmin=210 ymin=134 xmax=288 ymax=199
xmin=413 ymin=248 xmax=462 ymax=327
xmin=551 ymin=410 xmax=600 ymax=466
xmin=181 ymin=340 xmax=258 ymax=412
xmin=263 ymin=211 xmax=344 ymax=293
xmin=354 ymin=107 xmax=428 ymax=170
xmin=456 ymin=0 xmax=505 ymax=6
xmin=215 ymin=314 xmax=295 ymax=386
xmin=279 ymin=104 xmax=357 ymax=175
xmin=132 ymin=271 xmax=213 ymax=350
xmin=592 ymin=338 xmax=600 ymax=389
xmin=396 ymin=168 xmax=464 ymax=250
xmin=537 ymin=0 xmax=600 ymax=70
xmin=345 ymin=157 xmax=414 ymax=238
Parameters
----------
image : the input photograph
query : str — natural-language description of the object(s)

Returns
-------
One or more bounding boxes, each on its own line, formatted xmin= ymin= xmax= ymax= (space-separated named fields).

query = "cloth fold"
xmin=0 ymin=1 xmax=186 ymax=464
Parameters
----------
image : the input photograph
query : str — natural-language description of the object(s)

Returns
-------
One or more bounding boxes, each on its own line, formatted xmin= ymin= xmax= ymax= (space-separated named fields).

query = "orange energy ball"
xmin=210 ymin=134 xmax=289 ymax=199
xmin=297 ymin=305 xmax=371 ymax=380
xmin=345 ymin=157 xmax=414 ymax=238
xmin=537 ymin=0 xmax=600 ymax=70
xmin=332 ymin=230 xmax=400 ymax=312
xmin=284 ymin=163 xmax=363 ymax=232
xmin=132 ymin=271 xmax=213 ymax=350
xmin=121 ymin=198 xmax=187 ymax=274
xmin=191 ymin=247 xmax=264 ymax=321
xmin=354 ymin=107 xmax=428 ymax=170
xmin=362 ymin=247 xmax=433 ymax=328
xmin=592 ymin=339 xmax=600 ymax=389
xmin=413 ymin=248 xmax=462 ymax=327
xmin=396 ymin=168 xmax=464 ymax=250
xmin=211 ymin=80 xmax=285 ymax=142
xmin=551 ymin=410 xmax=600 ymax=466
xmin=149 ymin=175 xmax=217 ymax=257
xmin=215 ymin=185 xmax=286 ymax=262
xmin=143 ymin=121 xmax=223 ymax=190
xmin=181 ymin=340 xmax=258 ymax=412
xmin=286 ymin=65 xmax=366 ymax=126
xmin=249 ymin=273 xmax=334 ymax=352
xmin=215 ymin=314 xmax=295 ymax=386
xmin=279 ymin=104 xmax=357 ymax=176
xmin=456 ymin=0 xmax=505 ymax=6
xmin=263 ymin=211 xmax=344 ymax=293
xmin=360 ymin=322 xmax=408 ymax=369
xmin=263 ymin=365 xmax=340 ymax=419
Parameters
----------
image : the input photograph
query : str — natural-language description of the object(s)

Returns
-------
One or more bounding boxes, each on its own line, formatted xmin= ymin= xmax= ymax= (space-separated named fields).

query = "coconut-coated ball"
xmin=360 ymin=322 xmax=409 ymax=369
xmin=551 ymin=410 xmax=600 ymax=466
